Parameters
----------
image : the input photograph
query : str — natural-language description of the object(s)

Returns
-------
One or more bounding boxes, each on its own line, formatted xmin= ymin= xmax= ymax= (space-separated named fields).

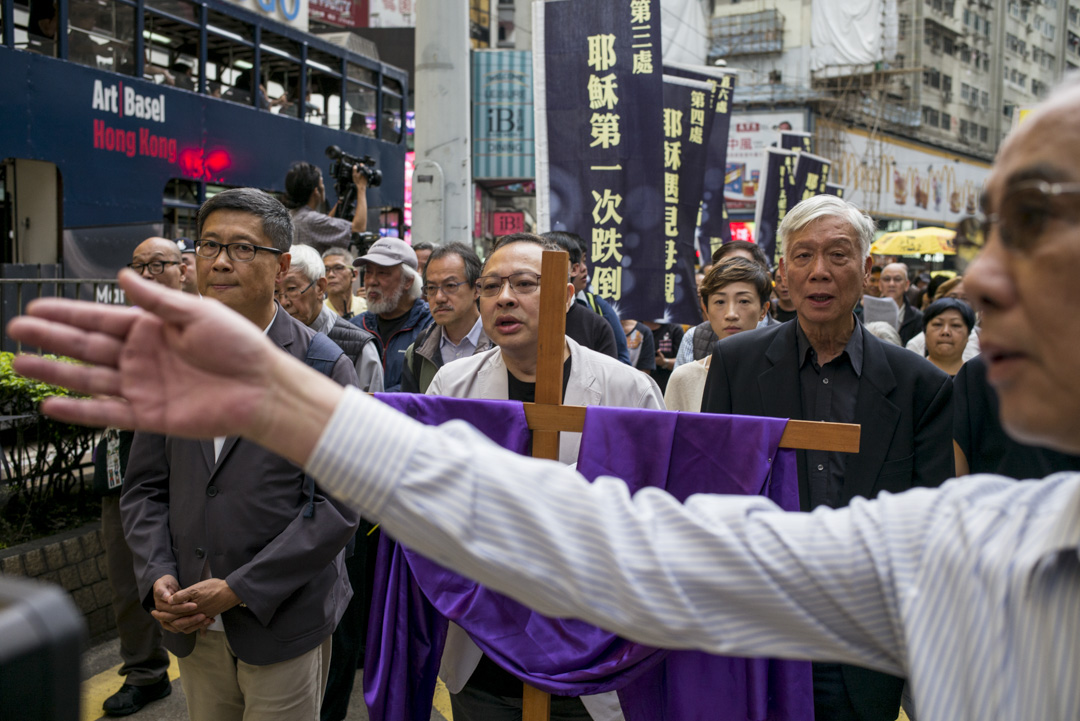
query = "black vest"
xmin=691 ymin=320 xmax=720 ymax=361
xmin=328 ymin=316 xmax=379 ymax=365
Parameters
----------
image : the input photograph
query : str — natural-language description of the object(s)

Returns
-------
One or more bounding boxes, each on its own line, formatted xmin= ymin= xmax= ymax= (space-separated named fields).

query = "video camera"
xmin=325 ymin=145 xmax=381 ymax=222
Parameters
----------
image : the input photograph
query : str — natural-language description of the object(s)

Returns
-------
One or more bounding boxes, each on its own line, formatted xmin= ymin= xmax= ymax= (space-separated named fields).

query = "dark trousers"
xmin=321 ymin=524 xmax=380 ymax=721
xmin=813 ymin=662 xmax=902 ymax=721
xmin=450 ymin=684 xmax=593 ymax=721
xmin=101 ymin=496 xmax=169 ymax=686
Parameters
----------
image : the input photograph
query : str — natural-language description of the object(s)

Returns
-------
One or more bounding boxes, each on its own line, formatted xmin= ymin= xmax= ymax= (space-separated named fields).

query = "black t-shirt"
xmin=467 ymin=356 xmax=573 ymax=698
xmin=376 ymin=309 xmax=412 ymax=347
xmin=955 ymin=354 xmax=1080 ymax=478
xmin=774 ymin=306 xmax=798 ymax=323
xmin=649 ymin=322 xmax=685 ymax=393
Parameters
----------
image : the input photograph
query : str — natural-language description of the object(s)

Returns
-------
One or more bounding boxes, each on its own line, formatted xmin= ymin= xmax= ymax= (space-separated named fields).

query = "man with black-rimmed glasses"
xmin=119 ymin=189 xmax=360 ymax=721
xmin=401 ymin=242 xmax=492 ymax=394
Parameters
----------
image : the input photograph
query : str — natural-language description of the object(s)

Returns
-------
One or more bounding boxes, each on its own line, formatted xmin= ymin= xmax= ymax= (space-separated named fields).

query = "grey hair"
xmin=321 ymin=246 xmax=355 ymax=265
xmin=427 ymin=242 xmax=483 ymax=286
xmin=777 ymin=195 xmax=875 ymax=260
xmin=882 ymin=262 xmax=910 ymax=282
xmin=402 ymin=264 xmax=423 ymax=302
xmin=197 ymin=188 xmax=293 ymax=252
xmin=863 ymin=321 xmax=903 ymax=347
xmin=287 ymin=244 xmax=325 ymax=282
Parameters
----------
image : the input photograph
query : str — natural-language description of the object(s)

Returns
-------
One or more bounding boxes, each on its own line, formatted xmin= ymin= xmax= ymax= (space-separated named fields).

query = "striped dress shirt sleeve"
xmin=306 ymin=387 xmax=1080 ymax=721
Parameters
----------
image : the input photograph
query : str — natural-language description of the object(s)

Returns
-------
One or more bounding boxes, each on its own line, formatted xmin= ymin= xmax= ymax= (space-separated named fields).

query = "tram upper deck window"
xmin=381 ymin=76 xmax=404 ymax=144
xmin=143 ymin=3 xmax=200 ymax=91
xmin=68 ymin=0 xmax=136 ymax=75
xmin=305 ymin=47 xmax=342 ymax=127
xmin=206 ymin=8 xmax=255 ymax=106
xmin=261 ymin=31 xmax=302 ymax=116
xmin=12 ymin=0 xmax=60 ymax=57
xmin=144 ymin=0 xmax=198 ymax=21
xmin=346 ymin=63 xmax=377 ymax=137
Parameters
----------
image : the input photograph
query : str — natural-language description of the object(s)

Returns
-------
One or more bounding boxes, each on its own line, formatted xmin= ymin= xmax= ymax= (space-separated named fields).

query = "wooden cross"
xmin=515 ymin=250 xmax=861 ymax=721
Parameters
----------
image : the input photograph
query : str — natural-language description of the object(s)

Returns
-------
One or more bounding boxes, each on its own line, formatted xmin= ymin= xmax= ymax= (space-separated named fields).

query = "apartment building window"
xmin=980 ymin=126 xmax=988 ymax=143
xmin=961 ymin=83 xmax=971 ymax=101
xmin=923 ymin=106 xmax=940 ymax=126
xmin=941 ymin=112 xmax=952 ymax=130
xmin=981 ymin=90 xmax=989 ymax=108
xmin=942 ymin=74 xmax=952 ymax=92
xmin=923 ymin=68 xmax=941 ymax=88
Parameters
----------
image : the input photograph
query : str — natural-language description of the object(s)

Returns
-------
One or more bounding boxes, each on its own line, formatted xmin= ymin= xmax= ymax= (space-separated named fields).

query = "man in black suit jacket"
xmin=701 ymin=195 xmax=953 ymax=721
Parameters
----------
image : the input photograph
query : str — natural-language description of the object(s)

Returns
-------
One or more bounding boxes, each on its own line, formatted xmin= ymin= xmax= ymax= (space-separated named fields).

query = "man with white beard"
xmin=350 ymin=238 xmax=433 ymax=391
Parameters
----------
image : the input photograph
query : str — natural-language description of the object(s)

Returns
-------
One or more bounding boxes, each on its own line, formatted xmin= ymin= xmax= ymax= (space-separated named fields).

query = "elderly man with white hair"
xmin=278 ymin=244 xmax=383 ymax=393
xmin=700 ymin=194 xmax=954 ymax=721
xmin=350 ymin=238 xmax=433 ymax=392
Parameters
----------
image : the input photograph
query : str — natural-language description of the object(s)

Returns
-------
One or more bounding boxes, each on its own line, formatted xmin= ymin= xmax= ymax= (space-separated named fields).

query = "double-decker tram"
xmin=0 ymin=0 xmax=407 ymax=298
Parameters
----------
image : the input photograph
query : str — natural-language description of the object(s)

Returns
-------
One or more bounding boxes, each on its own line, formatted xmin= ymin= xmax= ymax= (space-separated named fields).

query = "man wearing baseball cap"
xmin=350 ymin=238 xmax=434 ymax=391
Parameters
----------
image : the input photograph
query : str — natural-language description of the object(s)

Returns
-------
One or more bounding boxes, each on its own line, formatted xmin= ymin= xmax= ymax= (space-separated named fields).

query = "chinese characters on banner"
xmin=661 ymin=75 xmax=716 ymax=323
xmin=780 ymin=131 xmax=812 ymax=154
xmin=753 ymin=147 xmax=797 ymax=263
xmin=791 ymin=152 xmax=832 ymax=205
xmin=663 ymin=62 xmax=737 ymax=258
xmin=824 ymin=182 xmax=845 ymax=198
xmin=540 ymin=0 xmax=663 ymax=321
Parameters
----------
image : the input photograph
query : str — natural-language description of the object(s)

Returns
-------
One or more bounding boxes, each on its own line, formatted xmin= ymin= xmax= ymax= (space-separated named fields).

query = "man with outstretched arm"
xmin=12 ymin=80 xmax=1080 ymax=721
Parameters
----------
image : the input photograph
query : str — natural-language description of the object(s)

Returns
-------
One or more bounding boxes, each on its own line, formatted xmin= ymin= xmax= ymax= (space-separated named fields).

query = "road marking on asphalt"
xmin=81 ymin=652 xmax=452 ymax=720
xmin=81 ymin=652 xmax=181 ymax=721
xmin=433 ymin=677 xmax=453 ymax=720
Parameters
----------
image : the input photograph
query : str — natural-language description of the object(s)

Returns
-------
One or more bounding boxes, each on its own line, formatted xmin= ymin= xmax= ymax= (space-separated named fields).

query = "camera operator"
xmin=284 ymin=161 xmax=368 ymax=254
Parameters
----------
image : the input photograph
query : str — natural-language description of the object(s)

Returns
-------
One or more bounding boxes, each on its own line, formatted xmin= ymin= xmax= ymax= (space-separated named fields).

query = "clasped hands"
xmin=152 ymin=574 xmax=241 ymax=635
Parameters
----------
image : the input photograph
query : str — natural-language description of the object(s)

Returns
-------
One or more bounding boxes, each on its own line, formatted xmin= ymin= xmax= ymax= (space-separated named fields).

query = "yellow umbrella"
xmin=871 ymin=227 xmax=956 ymax=256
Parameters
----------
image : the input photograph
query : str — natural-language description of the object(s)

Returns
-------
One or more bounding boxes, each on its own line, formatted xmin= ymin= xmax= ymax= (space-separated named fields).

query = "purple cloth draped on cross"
xmin=365 ymin=394 xmax=812 ymax=721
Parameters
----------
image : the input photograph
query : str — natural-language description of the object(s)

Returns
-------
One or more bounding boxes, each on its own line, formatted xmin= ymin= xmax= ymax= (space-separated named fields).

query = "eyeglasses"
xmin=475 ymin=272 xmax=541 ymax=297
xmin=422 ymin=280 xmax=469 ymax=297
xmin=956 ymin=180 xmax=1080 ymax=253
xmin=325 ymin=263 xmax=354 ymax=275
xmin=127 ymin=260 xmax=180 ymax=275
xmin=276 ymin=278 xmax=316 ymax=302
xmin=194 ymin=239 xmax=285 ymax=262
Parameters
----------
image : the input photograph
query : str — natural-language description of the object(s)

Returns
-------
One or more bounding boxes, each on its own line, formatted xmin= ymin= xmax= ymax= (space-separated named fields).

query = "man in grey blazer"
xmin=701 ymin=195 xmax=953 ymax=721
xmin=121 ymin=189 xmax=360 ymax=721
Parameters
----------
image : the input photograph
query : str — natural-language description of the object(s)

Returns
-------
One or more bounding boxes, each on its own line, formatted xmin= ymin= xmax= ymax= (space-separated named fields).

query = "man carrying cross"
xmin=427 ymin=232 xmax=663 ymax=720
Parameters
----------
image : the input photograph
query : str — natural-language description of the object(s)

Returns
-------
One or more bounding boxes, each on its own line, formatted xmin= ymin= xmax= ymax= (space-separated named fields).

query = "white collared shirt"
xmin=439 ymin=316 xmax=484 ymax=364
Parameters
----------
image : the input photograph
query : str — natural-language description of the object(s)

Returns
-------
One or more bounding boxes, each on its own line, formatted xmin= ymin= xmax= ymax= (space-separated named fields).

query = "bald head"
xmin=879 ymin=262 xmax=910 ymax=305
xmin=131 ymin=237 xmax=185 ymax=291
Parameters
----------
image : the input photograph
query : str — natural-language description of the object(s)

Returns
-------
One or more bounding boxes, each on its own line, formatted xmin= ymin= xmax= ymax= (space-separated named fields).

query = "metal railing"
xmin=1 ymin=278 xmax=122 ymax=354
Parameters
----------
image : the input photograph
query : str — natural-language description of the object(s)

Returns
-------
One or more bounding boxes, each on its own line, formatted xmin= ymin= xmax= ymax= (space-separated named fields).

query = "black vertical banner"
xmin=824 ymin=182 xmax=846 ymax=198
xmin=663 ymin=62 xmax=736 ymax=258
xmin=661 ymin=75 xmax=716 ymax=324
xmin=790 ymin=153 xmax=832 ymax=205
xmin=543 ymin=0 xmax=663 ymax=321
xmin=780 ymin=131 xmax=812 ymax=153
xmin=753 ymin=147 xmax=797 ymax=263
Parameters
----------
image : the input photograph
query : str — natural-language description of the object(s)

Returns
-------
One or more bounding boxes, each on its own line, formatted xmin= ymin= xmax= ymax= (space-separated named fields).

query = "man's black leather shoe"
xmin=102 ymin=676 xmax=172 ymax=717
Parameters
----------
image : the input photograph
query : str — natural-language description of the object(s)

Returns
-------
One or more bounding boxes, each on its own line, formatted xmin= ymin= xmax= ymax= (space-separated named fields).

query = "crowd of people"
xmin=16 ymin=80 xmax=1080 ymax=721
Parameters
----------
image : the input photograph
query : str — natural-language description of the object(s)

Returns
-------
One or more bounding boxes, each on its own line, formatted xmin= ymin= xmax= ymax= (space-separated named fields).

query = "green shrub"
xmin=0 ymin=352 xmax=98 ymax=548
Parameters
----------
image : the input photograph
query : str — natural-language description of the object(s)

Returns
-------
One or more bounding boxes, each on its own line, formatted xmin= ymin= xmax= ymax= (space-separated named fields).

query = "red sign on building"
xmin=309 ymin=0 xmax=366 ymax=28
xmin=491 ymin=211 xmax=525 ymax=236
